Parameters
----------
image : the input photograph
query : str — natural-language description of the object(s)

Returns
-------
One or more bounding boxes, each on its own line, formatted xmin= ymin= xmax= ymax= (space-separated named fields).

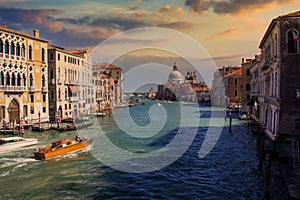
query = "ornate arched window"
xmin=29 ymin=73 xmax=33 ymax=86
xmin=288 ymin=29 xmax=298 ymax=53
xmin=65 ymin=88 xmax=68 ymax=99
xmin=0 ymin=39 xmax=3 ymax=53
xmin=23 ymin=74 xmax=26 ymax=86
xmin=0 ymin=71 xmax=3 ymax=85
xmin=16 ymin=43 xmax=20 ymax=56
xmin=42 ymin=74 xmax=45 ymax=87
xmin=28 ymin=45 xmax=33 ymax=60
xmin=21 ymin=44 xmax=25 ymax=57
xmin=11 ymin=72 xmax=16 ymax=86
xmin=10 ymin=41 xmax=15 ymax=55
xmin=17 ymin=73 xmax=21 ymax=86
xmin=6 ymin=73 xmax=10 ymax=85
xmin=41 ymin=48 xmax=45 ymax=62
xmin=4 ymin=40 xmax=9 ymax=54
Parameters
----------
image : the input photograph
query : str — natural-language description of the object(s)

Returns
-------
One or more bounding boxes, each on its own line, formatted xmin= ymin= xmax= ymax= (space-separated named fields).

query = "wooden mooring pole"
xmin=264 ymin=149 xmax=272 ymax=199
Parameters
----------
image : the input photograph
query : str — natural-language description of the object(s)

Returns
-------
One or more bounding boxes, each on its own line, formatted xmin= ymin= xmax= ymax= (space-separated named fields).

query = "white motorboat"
xmin=93 ymin=112 xmax=106 ymax=117
xmin=0 ymin=137 xmax=38 ymax=153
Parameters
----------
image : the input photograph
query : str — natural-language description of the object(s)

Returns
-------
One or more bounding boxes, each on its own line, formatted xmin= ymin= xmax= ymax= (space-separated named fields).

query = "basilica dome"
xmin=168 ymin=64 xmax=184 ymax=85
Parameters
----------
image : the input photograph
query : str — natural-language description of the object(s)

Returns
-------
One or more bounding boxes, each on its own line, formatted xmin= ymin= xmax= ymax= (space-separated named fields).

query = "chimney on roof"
xmin=33 ymin=29 xmax=39 ymax=38
xmin=242 ymin=58 xmax=244 ymax=64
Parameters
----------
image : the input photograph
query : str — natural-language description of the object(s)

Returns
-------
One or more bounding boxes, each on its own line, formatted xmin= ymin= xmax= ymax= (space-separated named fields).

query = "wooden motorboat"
xmin=34 ymin=137 xmax=93 ymax=160
xmin=0 ymin=137 xmax=38 ymax=153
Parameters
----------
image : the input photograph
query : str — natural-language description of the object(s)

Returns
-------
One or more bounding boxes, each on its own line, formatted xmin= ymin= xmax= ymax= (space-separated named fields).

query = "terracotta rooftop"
xmin=278 ymin=10 xmax=300 ymax=18
xmin=65 ymin=49 xmax=88 ymax=54
xmin=106 ymin=64 xmax=122 ymax=70
xmin=223 ymin=68 xmax=242 ymax=77
xmin=0 ymin=25 xmax=48 ymax=42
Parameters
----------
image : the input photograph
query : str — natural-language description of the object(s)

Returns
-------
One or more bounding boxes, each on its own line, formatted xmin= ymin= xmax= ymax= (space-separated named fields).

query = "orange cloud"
xmin=159 ymin=5 xmax=185 ymax=18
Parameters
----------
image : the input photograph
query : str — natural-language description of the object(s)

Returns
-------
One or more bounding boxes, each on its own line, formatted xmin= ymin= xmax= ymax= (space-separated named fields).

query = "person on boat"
xmin=75 ymin=135 xmax=81 ymax=142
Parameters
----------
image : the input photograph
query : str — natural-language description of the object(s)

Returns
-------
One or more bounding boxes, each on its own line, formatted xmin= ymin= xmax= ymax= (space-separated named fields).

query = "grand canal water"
xmin=0 ymin=101 xmax=289 ymax=199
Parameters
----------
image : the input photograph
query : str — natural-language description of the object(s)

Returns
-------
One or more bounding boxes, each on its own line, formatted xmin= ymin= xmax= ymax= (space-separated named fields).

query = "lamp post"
xmin=229 ymin=108 xmax=232 ymax=132
xmin=38 ymin=111 xmax=41 ymax=130
xmin=30 ymin=107 xmax=34 ymax=126
xmin=7 ymin=107 xmax=10 ymax=129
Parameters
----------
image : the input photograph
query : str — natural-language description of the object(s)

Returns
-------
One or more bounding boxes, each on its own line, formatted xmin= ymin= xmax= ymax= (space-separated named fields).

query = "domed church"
xmin=157 ymin=63 xmax=210 ymax=102
xmin=168 ymin=63 xmax=184 ymax=85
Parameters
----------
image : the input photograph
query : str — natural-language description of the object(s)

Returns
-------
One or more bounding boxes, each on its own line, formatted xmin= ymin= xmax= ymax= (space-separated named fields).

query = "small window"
xmin=58 ymin=53 xmax=60 ymax=61
xmin=42 ymin=48 xmax=45 ymax=62
xmin=4 ymin=40 xmax=9 ymax=54
xmin=43 ymin=94 xmax=46 ymax=102
xmin=30 ymin=94 xmax=34 ymax=103
xmin=28 ymin=45 xmax=33 ymax=60
xmin=246 ymin=84 xmax=251 ymax=91
xmin=30 ymin=107 xmax=34 ymax=114
xmin=234 ymin=78 xmax=238 ymax=86
xmin=43 ymin=107 xmax=46 ymax=113
xmin=246 ymin=69 xmax=250 ymax=76
xmin=234 ymin=89 xmax=238 ymax=97
xmin=49 ymin=52 xmax=54 ymax=61
xmin=50 ymin=71 xmax=54 ymax=81
xmin=64 ymin=55 xmax=67 ymax=62
xmin=51 ymin=91 xmax=54 ymax=100
xmin=65 ymin=104 xmax=67 ymax=110
xmin=288 ymin=30 xmax=298 ymax=53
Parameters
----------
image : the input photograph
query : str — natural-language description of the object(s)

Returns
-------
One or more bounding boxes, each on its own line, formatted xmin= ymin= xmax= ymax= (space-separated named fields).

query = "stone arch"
xmin=9 ymin=98 xmax=20 ymax=123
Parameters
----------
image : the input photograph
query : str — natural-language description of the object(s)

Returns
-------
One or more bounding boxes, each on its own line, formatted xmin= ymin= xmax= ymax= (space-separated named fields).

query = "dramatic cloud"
xmin=185 ymin=0 xmax=290 ymax=14
xmin=0 ymin=6 xmax=190 ymax=49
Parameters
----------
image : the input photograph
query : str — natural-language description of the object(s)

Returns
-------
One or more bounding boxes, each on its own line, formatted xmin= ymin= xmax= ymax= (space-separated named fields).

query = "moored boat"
xmin=0 ymin=137 xmax=38 ymax=153
xmin=34 ymin=137 xmax=93 ymax=160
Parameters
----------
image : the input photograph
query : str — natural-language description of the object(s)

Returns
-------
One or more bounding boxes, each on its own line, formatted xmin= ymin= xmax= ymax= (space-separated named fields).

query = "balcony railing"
xmin=69 ymin=96 xmax=79 ymax=102
xmin=29 ymin=86 xmax=36 ymax=91
xmin=0 ymin=85 xmax=26 ymax=92
xmin=42 ymin=86 xmax=48 ymax=91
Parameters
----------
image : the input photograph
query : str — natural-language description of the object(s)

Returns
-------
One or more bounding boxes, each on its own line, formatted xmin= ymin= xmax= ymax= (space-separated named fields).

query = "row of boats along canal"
xmin=0 ymin=118 xmax=95 ymax=160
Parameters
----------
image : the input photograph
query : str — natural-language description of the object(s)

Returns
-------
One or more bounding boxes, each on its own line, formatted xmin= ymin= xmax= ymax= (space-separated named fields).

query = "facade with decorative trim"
xmin=0 ymin=26 xmax=49 ymax=126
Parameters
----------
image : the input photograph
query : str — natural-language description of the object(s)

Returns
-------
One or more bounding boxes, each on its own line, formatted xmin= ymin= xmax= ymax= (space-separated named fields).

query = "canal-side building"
xmin=259 ymin=10 xmax=300 ymax=141
xmin=48 ymin=45 xmax=93 ymax=121
xmin=223 ymin=68 xmax=243 ymax=109
xmin=103 ymin=64 xmax=123 ymax=107
xmin=241 ymin=58 xmax=253 ymax=113
xmin=93 ymin=72 xmax=114 ymax=113
xmin=93 ymin=63 xmax=124 ymax=108
xmin=0 ymin=26 xmax=49 ymax=125
xmin=248 ymin=54 xmax=261 ymax=121
xmin=211 ymin=65 xmax=241 ymax=106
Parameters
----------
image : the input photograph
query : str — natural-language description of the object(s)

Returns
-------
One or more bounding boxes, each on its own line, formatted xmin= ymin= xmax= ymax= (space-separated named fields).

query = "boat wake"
xmin=0 ymin=157 xmax=37 ymax=177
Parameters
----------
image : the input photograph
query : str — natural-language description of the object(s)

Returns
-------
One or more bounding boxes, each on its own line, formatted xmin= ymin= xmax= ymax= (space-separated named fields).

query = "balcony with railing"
xmin=69 ymin=96 xmax=79 ymax=102
xmin=0 ymin=53 xmax=25 ymax=61
xmin=0 ymin=85 xmax=26 ymax=92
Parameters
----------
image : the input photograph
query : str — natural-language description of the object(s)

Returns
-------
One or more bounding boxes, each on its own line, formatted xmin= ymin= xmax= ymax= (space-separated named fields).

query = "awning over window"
xmin=68 ymin=85 xmax=80 ymax=93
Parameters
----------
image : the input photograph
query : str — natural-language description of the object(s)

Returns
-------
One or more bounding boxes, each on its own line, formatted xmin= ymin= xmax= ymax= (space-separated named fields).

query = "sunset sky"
xmin=0 ymin=0 xmax=299 ymax=90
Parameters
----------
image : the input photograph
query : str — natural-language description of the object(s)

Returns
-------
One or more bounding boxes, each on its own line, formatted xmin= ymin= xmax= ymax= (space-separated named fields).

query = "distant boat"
xmin=34 ymin=137 xmax=93 ymax=160
xmin=115 ymin=103 xmax=126 ymax=108
xmin=93 ymin=112 xmax=106 ymax=117
xmin=156 ymin=102 xmax=161 ymax=106
xmin=0 ymin=137 xmax=38 ymax=153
